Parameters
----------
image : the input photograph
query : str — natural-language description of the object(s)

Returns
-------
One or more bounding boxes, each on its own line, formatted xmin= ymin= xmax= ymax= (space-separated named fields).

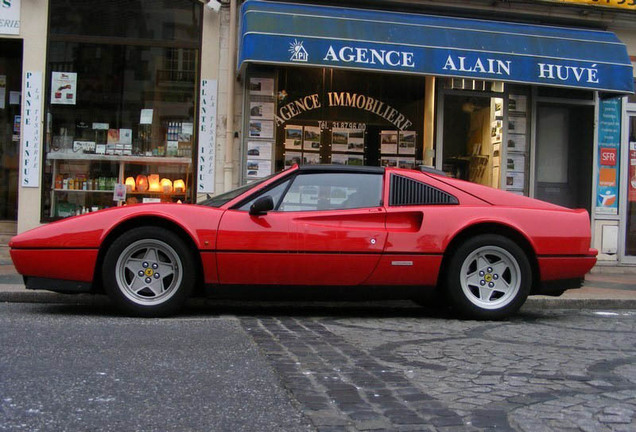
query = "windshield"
xmin=199 ymin=173 xmax=278 ymax=207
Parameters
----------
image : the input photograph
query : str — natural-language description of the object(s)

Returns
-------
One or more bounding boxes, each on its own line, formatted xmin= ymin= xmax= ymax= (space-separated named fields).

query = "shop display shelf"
xmin=53 ymin=189 xmax=115 ymax=193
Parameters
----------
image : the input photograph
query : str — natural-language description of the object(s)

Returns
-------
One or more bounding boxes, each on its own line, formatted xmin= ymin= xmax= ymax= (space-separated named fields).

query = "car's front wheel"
xmin=446 ymin=234 xmax=531 ymax=320
xmin=102 ymin=227 xmax=195 ymax=317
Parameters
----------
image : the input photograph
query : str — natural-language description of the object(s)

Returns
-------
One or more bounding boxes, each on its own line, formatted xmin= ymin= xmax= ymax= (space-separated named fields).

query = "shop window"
xmin=442 ymin=95 xmax=505 ymax=188
xmin=42 ymin=0 xmax=202 ymax=220
xmin=243 ymin=65 xmax=426 ymax=181
xmin=535 ymin=104 xmax=593 ymax=211
xmin=440 ymin=84 xmax=530 ymax=195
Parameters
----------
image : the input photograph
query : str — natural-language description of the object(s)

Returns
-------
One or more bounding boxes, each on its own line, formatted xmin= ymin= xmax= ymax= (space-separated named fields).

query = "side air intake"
xmin=390 ymin=175 xmax=459 ymax=206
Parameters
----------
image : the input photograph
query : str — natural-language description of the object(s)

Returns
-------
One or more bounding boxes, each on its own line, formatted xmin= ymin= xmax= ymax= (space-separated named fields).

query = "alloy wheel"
xmin=459 ymin=245 xmax=521 ymax=310
xmin=115 ymin=238 xmax=183 ymax=306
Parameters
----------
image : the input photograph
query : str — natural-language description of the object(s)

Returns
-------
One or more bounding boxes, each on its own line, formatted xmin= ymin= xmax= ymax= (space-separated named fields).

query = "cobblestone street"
xmin=241 ymin=306 xmax=636 ymax=432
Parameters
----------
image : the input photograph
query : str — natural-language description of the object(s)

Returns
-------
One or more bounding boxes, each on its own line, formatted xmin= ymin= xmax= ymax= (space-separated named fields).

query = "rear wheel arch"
xmin=439 ymin=223 xmax=540 ymax=294
xmin=93 ymin=216 xmax=204 ymax=295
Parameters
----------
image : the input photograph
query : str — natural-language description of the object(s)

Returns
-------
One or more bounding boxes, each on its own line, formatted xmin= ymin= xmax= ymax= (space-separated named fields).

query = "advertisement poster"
xmin=10 ymin=91 xmax=20 ymax=105
xmin=21 ymin=71 xmax=42 ymax=188
xmin=51 ymin=72 xmax=77 ymax=105
xmin=596 ymin=98 xmax=621 ymax=214
xmin=139 ymin=109 xmax=153 ymax=125
xmin=198 ymin=79 xmax=217 ymax=193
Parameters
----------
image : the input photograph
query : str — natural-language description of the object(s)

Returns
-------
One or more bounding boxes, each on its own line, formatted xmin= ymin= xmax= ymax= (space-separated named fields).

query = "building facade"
xmin=1 ymin=0 xmax=635 ymax=265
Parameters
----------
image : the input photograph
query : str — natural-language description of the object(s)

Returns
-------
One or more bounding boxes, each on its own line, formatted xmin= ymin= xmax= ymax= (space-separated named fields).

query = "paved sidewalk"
xmin=1 ymin=262 xmax=634 ymax=309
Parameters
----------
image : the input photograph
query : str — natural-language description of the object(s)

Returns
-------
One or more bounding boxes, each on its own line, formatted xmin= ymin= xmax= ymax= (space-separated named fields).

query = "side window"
xmin=389 ymin=175 xmax=458 ymax=206
xmin=237 ymin=179 xmax=291 ymax=211
xmin=279 ymin=173 xmax=383 ymax=212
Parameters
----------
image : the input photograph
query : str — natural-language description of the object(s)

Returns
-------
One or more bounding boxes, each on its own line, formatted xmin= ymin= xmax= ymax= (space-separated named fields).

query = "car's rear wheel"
xmin=446 ymin=234 xmax=531 ymax=319
xmin=102 ymin=227 xmax=195 ymax=317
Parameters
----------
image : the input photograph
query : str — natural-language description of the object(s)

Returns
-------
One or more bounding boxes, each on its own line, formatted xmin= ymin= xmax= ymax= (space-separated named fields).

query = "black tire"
xmin=445 ymin=234 xmax=531 ymax=320
xmin=102 ymin=227 xmax=195 ymax=317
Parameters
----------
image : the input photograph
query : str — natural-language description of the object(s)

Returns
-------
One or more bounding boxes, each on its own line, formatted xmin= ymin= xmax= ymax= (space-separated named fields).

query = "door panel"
xmin=216 ymin=210 xmax=297 ymax=285
xmin=291 ymin=207 xmax=387 ymax=285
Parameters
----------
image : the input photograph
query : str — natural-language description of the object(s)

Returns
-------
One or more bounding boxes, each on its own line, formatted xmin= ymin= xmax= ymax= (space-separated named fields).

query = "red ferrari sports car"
xmin=10 ymin=165 xmax=596 ymax=319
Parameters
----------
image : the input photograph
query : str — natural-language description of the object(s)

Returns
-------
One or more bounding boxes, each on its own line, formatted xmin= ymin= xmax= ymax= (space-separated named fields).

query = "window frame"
xmin=232 ymin=171 xmax=385 ymax=213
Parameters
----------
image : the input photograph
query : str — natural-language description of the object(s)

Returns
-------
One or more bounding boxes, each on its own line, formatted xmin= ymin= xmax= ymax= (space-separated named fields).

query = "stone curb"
xmin=1 ymin=289 xmax=635 ymax=311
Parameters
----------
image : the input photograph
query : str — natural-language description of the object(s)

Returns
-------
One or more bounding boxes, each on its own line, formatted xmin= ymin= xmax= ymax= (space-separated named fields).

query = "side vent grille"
xmin=390 ymin=175 xmax=459 ymax=206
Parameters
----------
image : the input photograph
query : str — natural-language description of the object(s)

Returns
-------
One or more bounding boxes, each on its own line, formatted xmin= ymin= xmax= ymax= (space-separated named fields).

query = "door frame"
xmin=619 ymin=102 xmax=636 ymax=264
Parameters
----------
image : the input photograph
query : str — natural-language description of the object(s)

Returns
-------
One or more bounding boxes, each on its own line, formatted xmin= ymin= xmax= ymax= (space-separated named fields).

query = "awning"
xmin=238 ymin=0 xmax=634 ymax=94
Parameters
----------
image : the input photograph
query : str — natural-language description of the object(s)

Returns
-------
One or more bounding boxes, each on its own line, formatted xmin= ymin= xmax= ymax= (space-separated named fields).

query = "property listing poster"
xmin=596 ymin=98 xmax=621 ymax=215
xmin=246 ymin=141 xmax=273 ymax=179
xmin=330 ymin=127 xmax=364 ymax=165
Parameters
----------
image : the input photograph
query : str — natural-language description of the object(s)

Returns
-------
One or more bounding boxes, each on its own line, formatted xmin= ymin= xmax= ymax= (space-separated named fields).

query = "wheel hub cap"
xmin=115 ymin=239 xmax=183 ymax=306
xmin=460 ymin=245 xmax=521 ymax=310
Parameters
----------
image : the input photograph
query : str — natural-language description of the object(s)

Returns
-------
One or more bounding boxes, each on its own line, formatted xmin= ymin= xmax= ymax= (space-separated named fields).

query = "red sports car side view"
xmin=10 ymin=165 xmax=597 ymax=319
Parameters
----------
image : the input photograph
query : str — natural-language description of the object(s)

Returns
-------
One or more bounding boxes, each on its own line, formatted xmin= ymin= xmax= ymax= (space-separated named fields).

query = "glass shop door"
xmin=621 ymin=109 xmax=636 ymax=263
xmin=0 ymin=39 xmax=23 ymax=222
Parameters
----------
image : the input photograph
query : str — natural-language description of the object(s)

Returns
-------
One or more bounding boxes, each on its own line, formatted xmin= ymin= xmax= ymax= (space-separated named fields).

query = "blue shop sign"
xmin=239 ymin=1 xmax=634 ymax=94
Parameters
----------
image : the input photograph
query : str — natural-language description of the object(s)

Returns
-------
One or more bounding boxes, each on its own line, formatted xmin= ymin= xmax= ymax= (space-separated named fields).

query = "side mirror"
xmin=249 ymin=195 xmax=274 ymax=216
